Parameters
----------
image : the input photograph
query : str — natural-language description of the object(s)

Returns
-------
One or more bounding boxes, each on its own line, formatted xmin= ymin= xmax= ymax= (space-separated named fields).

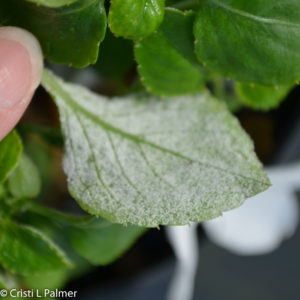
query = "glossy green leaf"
xmin=23 ymin=205 xmax=144 ymax=266
xmin=0 ymin=222 xmax=72 ymax=275
xmin=25 ymin=0 xmax=77 ymax=7
xmin=0 ymin=0 xmax=107 ymax=67
xmin=68 ymin=218 xmax=145 ymax=265
xmin=236 ymin=83 xmax=293 ymax=111
xmin=108 ymin=0 xmax=165 ymax=39
xmin=194 ymin=0 xmax=300 ymax=85
xmin=42 ymin=70 xmax=270 ymax=227
xmin=8 ymin=154 xmax=41 ymax=199
xmin=135 ymin=9 xmax=205 ymax=95
xmin=0 ymin=131 xmax=22 ymax=185
xmin=17 ymin=210 xmax=91 ymax=288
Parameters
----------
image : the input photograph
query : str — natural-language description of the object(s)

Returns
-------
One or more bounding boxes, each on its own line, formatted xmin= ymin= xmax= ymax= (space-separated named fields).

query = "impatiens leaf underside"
xmin=42 ymin=70 xmax=270 ymax=227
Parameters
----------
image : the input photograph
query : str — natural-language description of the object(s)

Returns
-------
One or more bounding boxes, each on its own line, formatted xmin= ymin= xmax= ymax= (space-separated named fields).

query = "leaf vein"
xmin=210 ymin=0 xmax=300 ymax=28
xmin=137 ymin=144 xmax=175 ymax=188
xmin=74 ymin=112 xmax=118 ymax=202
xmin=106 ymin=131 xmax=146 ymax=199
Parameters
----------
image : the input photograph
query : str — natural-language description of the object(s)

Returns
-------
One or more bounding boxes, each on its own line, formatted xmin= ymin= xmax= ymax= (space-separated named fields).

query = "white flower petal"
xmin=203 ymin=166 xmax=299 ymax=255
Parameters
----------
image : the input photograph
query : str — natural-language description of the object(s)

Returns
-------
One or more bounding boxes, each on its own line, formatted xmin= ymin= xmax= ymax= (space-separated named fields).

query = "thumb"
xmin=0 ymin=27 xmax=43 ymax=141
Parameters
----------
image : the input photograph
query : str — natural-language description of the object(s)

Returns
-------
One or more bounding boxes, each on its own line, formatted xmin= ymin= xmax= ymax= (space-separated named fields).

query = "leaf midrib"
xmin=42 ymin=70 xmax=269 ymax=186
xmin=209 ymin=0 xmax=300 ymax=28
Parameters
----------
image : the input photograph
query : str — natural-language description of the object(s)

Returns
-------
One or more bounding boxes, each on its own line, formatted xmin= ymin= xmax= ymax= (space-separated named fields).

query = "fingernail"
xmin=0 ymin=27 xmax=43 ymax=109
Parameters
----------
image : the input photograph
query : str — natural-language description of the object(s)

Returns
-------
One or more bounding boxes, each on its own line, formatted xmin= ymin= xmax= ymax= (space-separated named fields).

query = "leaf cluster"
xmin=0 ymin=132 xmax=144 ymax=290
xmin=0 ymin=0 xmax=299 ymax=284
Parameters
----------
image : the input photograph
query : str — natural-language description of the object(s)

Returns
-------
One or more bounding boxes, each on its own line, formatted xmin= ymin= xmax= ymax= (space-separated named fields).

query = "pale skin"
xmin=0 ymin=26 xmax=43 ymax=141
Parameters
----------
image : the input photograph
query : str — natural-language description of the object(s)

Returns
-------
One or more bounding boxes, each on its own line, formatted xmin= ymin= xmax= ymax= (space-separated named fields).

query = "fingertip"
xmin=0 ymin=26 xmax=43 ymax=109
xmin=0 ymin=92 xmax=34 ymax=141
xmin=0 ymin=27 xmax=43 ymax=141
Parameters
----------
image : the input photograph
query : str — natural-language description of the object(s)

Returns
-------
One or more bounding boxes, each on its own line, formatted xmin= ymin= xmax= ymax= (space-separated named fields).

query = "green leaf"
xmin=135 ymin=9 xmax=205 ymax=95
xmin=0 ymin=0 xmax=107 ymax=67
xmin=68 ymin=218 xmax=145 ymax=265
xmin=0 ymin=222 xmax=72 ymax=275
xmin=18 ymin=209 xmax=92 ymax=285
xmin=42 ymin=69 xmax=270 ymax=227
xmin=0 ymin=186 xmax=5 ymax=200
xmin=25 ymin=0 xmax=77 ymax=7
xmin=23 ymin=269 xmax=70 ymax=290
xmin=25 ymin=204 xmax=144 ymax=265
xmin=8 ymin=154 xmax=41 ymax=199
xmin=0 ymin=131 xmax=22 ymax=185
xmin=194 ymin=0 xmax=300 ymax=85
xmin=23 ymin=139 xmax=57 ymax=200
xmin=236 ymin=83 xmax=293 ymax=111
xmin=108 ymin=0 xmax=165 ymax=39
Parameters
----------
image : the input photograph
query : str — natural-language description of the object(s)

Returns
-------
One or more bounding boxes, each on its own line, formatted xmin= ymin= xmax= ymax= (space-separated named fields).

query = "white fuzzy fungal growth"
xmin=42 ymin=70 xmax=270 ymax=227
